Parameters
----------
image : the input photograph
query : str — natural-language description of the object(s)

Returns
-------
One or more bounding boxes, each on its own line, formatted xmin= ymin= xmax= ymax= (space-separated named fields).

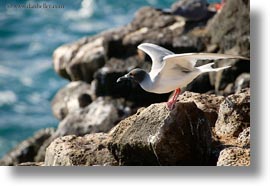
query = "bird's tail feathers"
xmin=197 ymin=63 xmax=231 ymax=73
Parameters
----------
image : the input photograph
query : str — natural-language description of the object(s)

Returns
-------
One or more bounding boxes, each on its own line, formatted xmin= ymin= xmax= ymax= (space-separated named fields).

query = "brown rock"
xmin=215 ymin=88 xmax=250 ymax=138
xmin=217 ymin=147 xmax=250 ymax=166
xmin=178 ymin=91 xmax=224 ymax=126
xmin=237 ymin=127 xmax=250 ymax=148
xmin=108 ymin=100 xmax=213 ymax=165
xmin=44 ymin=133 xmax=117 ymax=166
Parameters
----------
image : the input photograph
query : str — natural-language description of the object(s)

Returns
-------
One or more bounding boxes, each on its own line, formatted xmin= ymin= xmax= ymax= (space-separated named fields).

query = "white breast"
xmin=142 ymin=70 xmax=201 ymax=94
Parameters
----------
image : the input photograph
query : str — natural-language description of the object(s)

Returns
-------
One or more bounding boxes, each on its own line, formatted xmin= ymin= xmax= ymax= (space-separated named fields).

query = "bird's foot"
xmin=166 ymin=88 xmax=181 ymax=111
xmin=166 ymin=100 xmax=176 ymax=111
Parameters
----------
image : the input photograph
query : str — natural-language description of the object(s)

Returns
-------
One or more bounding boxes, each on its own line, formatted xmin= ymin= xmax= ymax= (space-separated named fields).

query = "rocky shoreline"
xmin=0 ymin=0 xmax=250 ymax=166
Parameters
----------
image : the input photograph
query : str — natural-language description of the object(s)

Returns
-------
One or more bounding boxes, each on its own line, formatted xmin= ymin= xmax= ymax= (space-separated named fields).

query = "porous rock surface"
xmin=44 ymin=133 xmax=117 ymax=166
xmin=44 ymin=89 xmax=250 ymax=166
xmin=215 ymin=88 xmax=250 ymax=138
xmin=217 ymin=147 xmax=250 ymax=166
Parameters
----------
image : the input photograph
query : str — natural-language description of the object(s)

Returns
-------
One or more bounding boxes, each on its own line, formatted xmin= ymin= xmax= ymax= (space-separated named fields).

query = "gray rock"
xmin=108 ymin=100 xmax=213 ymax=165
xmin=55 ymin=97 xmax=119 ymax=136
xmin=0 ymin=128 xmax=55 ymax=166
xmin=53 ymin=37 xmax=106 ymax=82
xmin=206 ymin=0 xmax=250 ymax=92
xmin=36 ymin=97 xmax=121 ymax=162
xmin=44 ymin=133 xmax=117 ymax=166
xmin=234 ymin=73 xmax=250 ymax=93
xmin=206 ymin=0 xmax=250 ymax=55
xmin=217 ymin=147 xmax=250 ymax=166
xmin=53 ymin=37 xmax=88 ymax=80
xmin=215 ymin=88 xmax=250 ymax=137
xmin=222 ymin=73 xmax=250 ymax=95
xmin=51 ymin=81 xmax=93 ymax=120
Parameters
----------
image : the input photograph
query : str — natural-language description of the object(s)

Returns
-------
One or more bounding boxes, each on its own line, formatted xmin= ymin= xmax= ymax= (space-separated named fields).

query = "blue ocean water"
xmin=0 ymin=0 xmax=220 ymax=158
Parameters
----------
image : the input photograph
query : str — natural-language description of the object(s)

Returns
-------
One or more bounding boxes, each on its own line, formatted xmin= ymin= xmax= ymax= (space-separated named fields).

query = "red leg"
xmin=166 ymin=88 xmax=181 ymax=110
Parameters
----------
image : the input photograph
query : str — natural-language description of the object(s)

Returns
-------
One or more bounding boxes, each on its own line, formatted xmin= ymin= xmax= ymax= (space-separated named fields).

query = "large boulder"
xmin=44 ymin=133 xmax=117 ymax=166
xmin=108 ymin=101 xmax=213 ymax=165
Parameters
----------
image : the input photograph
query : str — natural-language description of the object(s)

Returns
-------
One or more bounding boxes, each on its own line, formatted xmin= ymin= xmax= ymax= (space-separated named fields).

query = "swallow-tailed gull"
xmin=117 ymin=43 xmax=248 ymax=110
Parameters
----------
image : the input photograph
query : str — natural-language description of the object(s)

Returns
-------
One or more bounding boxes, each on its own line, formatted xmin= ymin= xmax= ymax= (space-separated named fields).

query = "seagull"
xmin=117 ymin=43 xmax=249 ymax=110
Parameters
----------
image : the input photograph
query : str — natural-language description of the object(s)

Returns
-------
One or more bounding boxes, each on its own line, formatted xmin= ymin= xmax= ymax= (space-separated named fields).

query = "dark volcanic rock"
xmin=108 ymin=101 xmax=213 ymax=166
xmin=44 ymin=133 xmax=117 ymax=166
xmin=0 ymin=128 xmax=55 ymax=166
xmin=206 ymin=0 xmax=250 ymax=55
xmin=206 ymin=0 xmax=250 ymax=91
xmin=171 ymin=0 xmax=209 ymax=21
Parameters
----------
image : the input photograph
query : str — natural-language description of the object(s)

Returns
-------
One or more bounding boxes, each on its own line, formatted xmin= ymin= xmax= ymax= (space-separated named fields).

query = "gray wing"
xmin=138 ymin=43 xmax=174 ymax=71
xmin=163 ymin=53 xmax=249 ymax=71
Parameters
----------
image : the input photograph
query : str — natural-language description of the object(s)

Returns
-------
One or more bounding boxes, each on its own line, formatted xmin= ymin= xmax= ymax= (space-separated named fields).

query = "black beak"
xmin=116 ymin=74 xmax=131 ymax=83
